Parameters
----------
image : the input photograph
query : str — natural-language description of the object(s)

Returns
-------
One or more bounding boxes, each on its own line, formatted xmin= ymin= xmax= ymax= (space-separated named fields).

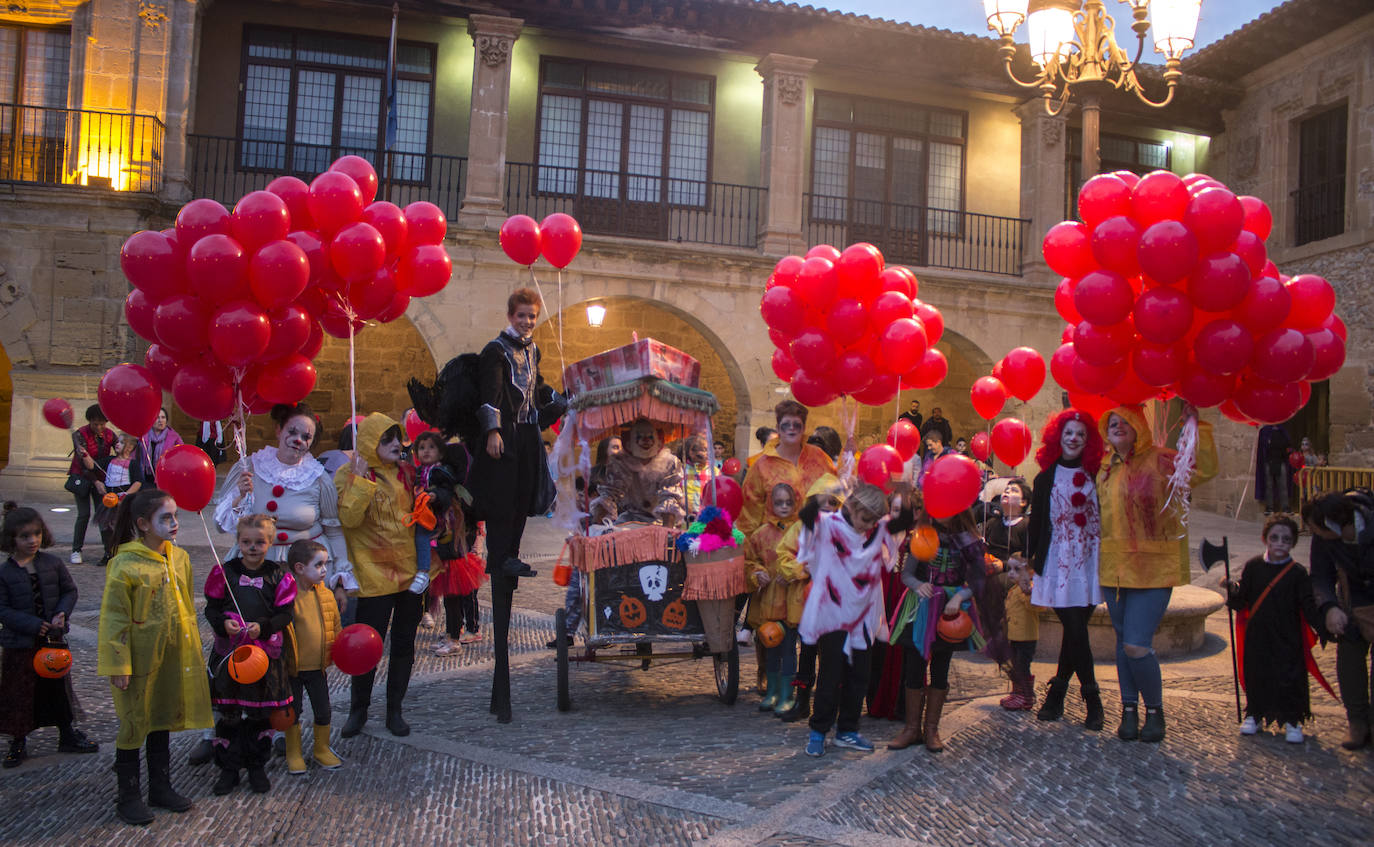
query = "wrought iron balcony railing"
xmin=0 ymin=104 xmax=164 ymax=193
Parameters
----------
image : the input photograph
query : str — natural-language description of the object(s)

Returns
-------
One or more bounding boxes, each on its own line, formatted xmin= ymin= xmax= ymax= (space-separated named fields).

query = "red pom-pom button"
xmin=277 ymin=532 xmax=289 ymax=542
xmin=1073 ymin=472 xmax=1087 ymax=487
xmin=272 ymin=485 xmax=285 ymax=497
xmin=1070 ymin=492 xmax=1087 ymax=507
xmin=266 ymin=500 xmax=278 ymax=512
xmin=1073 ymin=513 xmax=1088 ymax=527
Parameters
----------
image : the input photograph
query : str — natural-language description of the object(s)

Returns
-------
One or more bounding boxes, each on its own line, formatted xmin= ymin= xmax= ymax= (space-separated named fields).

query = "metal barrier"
xmin=0 ymin=104 xmax=165 ymax=193
xmin=1295 ymin=466 xmax=1374 ymax=513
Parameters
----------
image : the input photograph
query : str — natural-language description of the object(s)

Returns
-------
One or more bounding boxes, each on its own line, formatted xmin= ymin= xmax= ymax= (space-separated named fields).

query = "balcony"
xmin=0 ymin=105 xmax=164 ymax=193
xmin=187 ymin=135 xmax=466 ymax=218
xmin=804 ymin=194 xmax=1029 ymax=276
xmin=506 ymin=162 xmax=765 ymax=249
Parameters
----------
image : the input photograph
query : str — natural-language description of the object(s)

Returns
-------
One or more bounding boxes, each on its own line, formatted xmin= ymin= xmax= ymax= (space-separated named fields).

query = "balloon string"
xmin=527 ymin=264 xmax=566 ymax=390
xmin=347 ymin=305 xmax=359 ymax=451
xmin=894 ymin=376 xmax=902 ymax=423
xmin=197 ymin=510 xmax=250 ymax=637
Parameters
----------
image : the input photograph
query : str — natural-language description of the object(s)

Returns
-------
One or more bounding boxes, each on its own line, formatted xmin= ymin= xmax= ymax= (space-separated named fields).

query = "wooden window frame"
xmin=1293 ymin=104 xmax=1347 ymax=247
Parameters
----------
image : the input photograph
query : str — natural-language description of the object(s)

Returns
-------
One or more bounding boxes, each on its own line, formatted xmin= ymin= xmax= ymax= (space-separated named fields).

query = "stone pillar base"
xmin=758 ymin=229 xmax=807 ymax=257
xmin=458 ymin=196 xmax=508 ymax=230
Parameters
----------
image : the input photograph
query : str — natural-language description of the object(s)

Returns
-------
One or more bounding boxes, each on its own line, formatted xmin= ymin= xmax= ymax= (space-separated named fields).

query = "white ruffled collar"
xmin=250 ymin=447 xmax=326 ymax=491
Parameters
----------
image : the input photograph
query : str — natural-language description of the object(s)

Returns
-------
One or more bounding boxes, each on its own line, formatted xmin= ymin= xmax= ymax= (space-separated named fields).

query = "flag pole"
xmin=382 ymin=2 xmax=399 ymax=201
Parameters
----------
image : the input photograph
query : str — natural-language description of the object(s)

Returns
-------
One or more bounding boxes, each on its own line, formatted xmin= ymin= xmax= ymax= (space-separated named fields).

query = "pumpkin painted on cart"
xmin=228 ymin=643 xmax=269 ymax=684
xmin=619 ymin=595 xmax=647 ymax=628
xmin=661 ymin=599 xmax=688 ymax=630
xmin=33 ymin=645 xmax=73 ymax=679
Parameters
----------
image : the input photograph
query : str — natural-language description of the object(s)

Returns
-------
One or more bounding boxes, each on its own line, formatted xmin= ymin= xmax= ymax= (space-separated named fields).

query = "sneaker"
xmin=805 ymin=731 xmax=825 ymax=758
xmin=1240 ymin=716 xmax=1259 ymax=736
xmin=833 ymin=732 xmax=875 ymax=753
xmin=434 ymin=640 xmax=461 ymax=656
xmin=736 ymin=628 xmax=752 ymax=646
xmin=70 ymin=551 xmax=82 ymax=565
xmin=420 ymin=611 xmax=435 ymax=629
xmin=459 ymin=632 xmax=482 ymax=644
xmin=411 ymin=573 xmax=432 ymax=596
xmin=1284 ymin=723 xmax=1304 ymax=744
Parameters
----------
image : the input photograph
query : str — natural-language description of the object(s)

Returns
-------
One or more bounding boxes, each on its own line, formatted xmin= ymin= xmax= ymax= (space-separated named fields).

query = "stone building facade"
xmin=0 ymin=0 xmax=1368 ymax=520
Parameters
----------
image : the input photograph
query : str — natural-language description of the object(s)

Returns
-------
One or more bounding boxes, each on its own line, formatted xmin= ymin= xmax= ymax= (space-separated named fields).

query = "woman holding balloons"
xmin=1096 ymin=403 xmax=1216 ymax=743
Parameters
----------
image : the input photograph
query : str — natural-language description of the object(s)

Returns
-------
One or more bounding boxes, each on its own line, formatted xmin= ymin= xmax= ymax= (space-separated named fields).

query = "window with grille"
xmin=238 ymin=27 xmax=434 ymax=182
xmin=0 ymin=25 xmax=70 ymax=183
xmin=535 ymin=59 xmax=714 ymax=208
xmin=809 ymin=92 xmax=967 ymax=236
xmin=1294 ymin=106 xmax=1346 ymax=246
xmin=1065 ymin=132 xmax=1172 ymax=219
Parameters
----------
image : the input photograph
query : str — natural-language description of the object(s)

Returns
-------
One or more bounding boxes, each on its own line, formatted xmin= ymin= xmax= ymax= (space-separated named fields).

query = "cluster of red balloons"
xmin=1046 ymin=170 xmax=1344 ymax=425
xmin=498 ymin=213 xmax=583 ymax=269
xmin=760 ymin=243 xmax=949 ymax=407
xmin=115 ymin=155 xmax=452 ymax=430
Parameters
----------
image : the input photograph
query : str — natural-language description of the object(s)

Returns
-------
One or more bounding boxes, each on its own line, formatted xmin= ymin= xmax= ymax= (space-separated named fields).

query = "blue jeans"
xmin=765 ymin=624 xmax=799 ymax=676
xmin=1103 ymin=587 xmax=1171 ymax=708
xmin=415 ymin=526 xmax=434 ymax=573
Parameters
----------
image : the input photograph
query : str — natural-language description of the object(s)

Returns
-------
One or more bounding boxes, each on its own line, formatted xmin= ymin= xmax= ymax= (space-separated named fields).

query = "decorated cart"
xmin=550 ymin=340 xmax=741 ymax=711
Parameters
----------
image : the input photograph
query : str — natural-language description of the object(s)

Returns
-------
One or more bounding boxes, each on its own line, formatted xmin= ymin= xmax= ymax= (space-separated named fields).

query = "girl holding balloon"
xmin=97 ymin=489 xmax=212 ymax=826
xmin=94 ymin=433 xmax=149 ymax=566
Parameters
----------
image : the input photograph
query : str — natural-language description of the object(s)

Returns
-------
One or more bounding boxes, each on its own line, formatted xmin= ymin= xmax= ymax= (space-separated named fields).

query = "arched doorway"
xmin=533 ymin=296 xmax=747 ymax=453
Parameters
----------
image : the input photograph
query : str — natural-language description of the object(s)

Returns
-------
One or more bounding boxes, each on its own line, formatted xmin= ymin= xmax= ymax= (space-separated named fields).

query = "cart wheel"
xmin=714 ymin=646 xmax=739 ymax=705
xmin=554 ymin=608 xmax=571 ymax=712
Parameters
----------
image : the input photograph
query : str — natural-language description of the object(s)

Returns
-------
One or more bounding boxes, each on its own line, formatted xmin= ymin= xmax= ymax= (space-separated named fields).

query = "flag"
xmin=384 ymin=3 xmax=398 ymax=151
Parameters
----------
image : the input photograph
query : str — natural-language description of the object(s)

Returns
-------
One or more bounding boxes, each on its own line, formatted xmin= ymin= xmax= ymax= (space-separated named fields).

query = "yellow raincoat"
xmin=96 ymin=539 xmax=212 ymax=748
xmin=744 ymin=503 xmax=799 ymax=628
xmin=1096 ymin=405 xmax=1218 ymax=589
xmin=335 ymin=413 xmax=417 ymax=598
xmin=738 ymin=441 xmax=835 ymax=536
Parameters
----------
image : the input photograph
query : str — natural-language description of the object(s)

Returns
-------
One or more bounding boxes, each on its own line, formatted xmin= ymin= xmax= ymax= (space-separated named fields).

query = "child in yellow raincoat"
xmin=745 ymin=483 xmax=799 ymax=715
xmin=97 ymin=488 xmax=212 ymax=826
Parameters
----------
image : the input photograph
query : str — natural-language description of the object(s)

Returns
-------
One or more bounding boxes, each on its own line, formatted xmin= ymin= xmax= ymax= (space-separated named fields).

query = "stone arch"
xmin=532 ymin=294 xmax=752 ymax=454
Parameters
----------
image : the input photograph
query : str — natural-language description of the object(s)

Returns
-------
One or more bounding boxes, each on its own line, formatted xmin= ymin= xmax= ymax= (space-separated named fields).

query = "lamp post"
xmin=984 ymin=0 xmax=1201 ymax=179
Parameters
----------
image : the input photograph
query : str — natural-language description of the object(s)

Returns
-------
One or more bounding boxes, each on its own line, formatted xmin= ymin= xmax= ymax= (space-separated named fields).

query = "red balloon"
xmin=42 ymin=397 xmax=73 ymax=429
xmin=1284 ymin=274 xmax=1335 ymax=330
xmin=209 ymin=301 xmax=271 ymax=367
xmin=1107 ymin=367 xmax=1158 ymax=405
xmin=830 ymin=350 xmax=875 ymax=395
xmin=1130 ymin=170 xmax=1189 ymax=225
xmin=320 ymin=300 xmax=366 ymax=339
xmin=143 ymin=344 xmax=184 ymax=391
xmin=124 ymin=289 xmax=159 ymax=342
xmin=851 ymin=374 xmax=899 ymax=406
xmin=1177 ymin=367 xmax=1234 ymax=408
xmin=175 ymin=198 xmax=231 ymax=247
xmin=285 ymin=230 xmax=326 ymax=283
xmin=265 ymin=176 xmax=313 ymax=231
xmin=396 ymin=244 xmax=452 ymax=297
xmin=1320 ymin=312 xmax=1347 ymax=343
xmin=375 ymin=289 xmax=411 ymax=324
xmin=789 ymin=329 xmax=838 ymax=374
xmin=772 ymin=255 xmax=804 ymax=288
xmin=362 ymin=202 xmax=409 ymax=259
xmin=826 ymin=299 xmax=869 ymax=347
xmin=1090 ymin=216 xmax=1142 ymax=277
xmin=970 ymin=376 xmax=1008 ymax=420
xmin=499 ymin=214 xmax=541 ymax=265
xmin=1184 ymin=187 xmax=1245 ymax=255
xmin=921 ymin=454 xmax=982 ymax=519
xmin=1234 ymin=274 xmax=1290 ymax=335
xmin=329 ymin=222 xmax=387 ymax=282
xmin=1133 ymin=286 xmax=1193 ymax=345
xmin=789 ymin=370 xmax=838 ymax=407
xmin=1067 ymin=390 xmax=1118 ymax=419
xmin=969 ymin=431 xmax=991 ymax=462
xmin=1073 ymin=320 xmax=1131 ymax=367
xmin=1194 ymin=319 xmax=1253 ymax=376
xmin=868 ymin=291 xmax=914 ymax=334
xmin=121 ymin=230 xmax=184 ymax=301
xmin=231 ymin=190 xmax=291 ymax=252
xmin=155 ymin=444 xmax=217 ymax=511
xmin=403 ymin=408 xmax=428 ymax=442
xmin=1220 ymin=399 xmax=1252 ymax=425
xmin=1132 ymin=342 xmax=1186 ymax=387
xmin=1230 ymin=230 xmax=1267 ymax=278
xmin=793 ymin=257 xmax=839 ymax=311
xmin=836 ymin=242 xmax=884 ymax=299
xmin=307 ymin=171 xmax=365 ymax=236
xmin=1074 ymin=270 xmax=1134 ymax=325
xmin=903 ymin=348 xmax=948 ymax=390
xmin=771 ymin=347 xmax=799 ymax=382
xmin=1001 ymin=347 xmax=1046 ymax=402
xmin=887 ymin=420 xmax=922 ymax=462
xmin=857 ymin=444 xmax=904 ymax=491
xmin=257 ymin=354 xmax=317 ymax=404
xmin=296 ymin=286 xmax=328 ymax=318
xmin=1078 ymin=174 xmax=1132 ymax=229
xmin=404 ymin=201 xmax=448 ymax=246
xmin=1042 ymin=221 xmax=1095 ymax=279
xmin=1072 ymin=356 xmax=1120 ymax=395
xmin=332 ymin=624 xmax=384 ymax=676
xmin=990 ymin=418 xmax=1033 ymax=466
xmin=1252 ymin=328 xmax=1314 ymax=384
xmin=1055 ymin=277 xmax=1082 ymax=324
xmin=1137 ymin=220 xmax=1199 ymax=285
xmin=1050 ymin=342 xmax=1079 ymax=392
xmin=1187 ymin=252 xmax=1251 ymax=312
xmin=1306 ymin=328 xmax=1345 ymax=381
xmin=1111 ymin=170 xmax=1141 ymax=190
xmin=329 ymin=155 xmax=379 ymax=205
xmin=722 ymin=457 xmax=742 ymax=476
xmin=262 ymin=304 xmax=312 ymax=361
xmin=702 ymin=476 xmax=744 ymax=520
xmin=249 ymin=240 xmax=310 ymax=310
xmin=172 ymin=359 xmax=235 ymax=422
xmin=911 ymin=300 xmax=944 ymax=346
xmin=805 ymin=244 xmax=841 ymax=262
xmin=878 ymin=318 xmax=928 ymax=375
xmin=879 ymin=266 xmax=918 ymax=300
xmin=187 ymin=234 xmax=250 ymax=305
xmin=299 ymin=321 xmax=325 ymax=360
xmin=1239 ymin=195 xmax=1273 ymax=240
xmin=761 ymin=286 xmax=807 ymax=338
xmin=154 ymin=294 xmax=212 ymax=354
xmin=348 ymin=268 xmax=397 ymax=321
xmin=540 ymin=213 xmax=583 ymax=268
xmin=1233 ymin=377 xmax=1302 ymax=425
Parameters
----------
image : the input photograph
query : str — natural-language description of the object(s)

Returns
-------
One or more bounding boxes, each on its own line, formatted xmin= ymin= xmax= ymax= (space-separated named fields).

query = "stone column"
xmin=755 ymin=53 xmax=816 ymax=256
xmin=160 ymin=0 xmax=206 ymax=203
xmin=458 ymin=14 xmax=523 ymax=230
xmin=1014 ymin=99 xmax=1069 ymax=286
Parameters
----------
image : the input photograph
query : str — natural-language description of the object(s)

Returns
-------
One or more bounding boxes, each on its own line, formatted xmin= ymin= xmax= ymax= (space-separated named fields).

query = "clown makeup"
xmin=238 ymin=525 xmax=270 ymax=571
xmin=777 ymin=415 xmax=805 ymax=447
xmin=1106 ymin=413 xmax=1135 ymax=455
xmin=276 ymin=415 xmax=316 ymax=466
xmin=293 ymin=551 xmax=329 ymax=588
xmin=138 ymin=500 xmax=179 ymax=547
xmin=1061 ymin=419 xmax=1087 ymax=461
xmin=628 ymin=421 xmax=661 ymax=460
xmin=770 ymin=485 xmax=796 ymax=520
xmin=376 ymin=431 xmax=403 ymax=465
xmin=1264 ymin=523 xmax=1295 ymax=564
xmin=820 ymin=495 xmax=842 ymax=513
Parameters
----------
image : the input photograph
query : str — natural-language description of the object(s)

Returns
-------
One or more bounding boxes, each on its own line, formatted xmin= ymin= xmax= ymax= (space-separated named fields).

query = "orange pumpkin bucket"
xmin=936 ymin=610 xmax=973 ymax=643
xmin=757 ymin=621 xmax=785 ymax=649
xmin=33 ymin=646 xmax=73 ymax=679
xmin=908 ymin=525 xmax=939 ymax=560
xmin=228 ymin=644 xmax=269 ymax=684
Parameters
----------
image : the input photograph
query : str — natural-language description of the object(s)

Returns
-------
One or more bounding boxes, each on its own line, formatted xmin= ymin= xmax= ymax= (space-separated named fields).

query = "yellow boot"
xmin=311 ymin=725 xmax=343 ymax=770
xmin=284 ymin=725 xmax=307 ymax=775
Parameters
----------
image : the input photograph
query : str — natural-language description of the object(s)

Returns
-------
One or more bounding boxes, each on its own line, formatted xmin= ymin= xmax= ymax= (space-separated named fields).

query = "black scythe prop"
xmin=1201 ymin=537 xmax=1242 ymax=723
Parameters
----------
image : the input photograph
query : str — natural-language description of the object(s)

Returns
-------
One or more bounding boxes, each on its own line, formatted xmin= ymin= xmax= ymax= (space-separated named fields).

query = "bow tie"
xmin=239 ymin=575 xmax=264 ymax=588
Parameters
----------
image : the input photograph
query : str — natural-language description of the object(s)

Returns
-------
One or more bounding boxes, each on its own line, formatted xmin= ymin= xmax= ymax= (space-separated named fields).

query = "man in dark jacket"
xmin=899 ymin=400 xmax=923 ymax=433
xmin=921 ymin=407 xmax=953 ymax=447
xmin=469 ymin=287 xmax=565 ymax=723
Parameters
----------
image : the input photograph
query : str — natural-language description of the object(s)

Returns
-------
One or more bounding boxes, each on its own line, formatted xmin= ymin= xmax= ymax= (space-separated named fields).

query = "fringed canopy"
xmin=571 ymin=378 xmax=718 ymax=444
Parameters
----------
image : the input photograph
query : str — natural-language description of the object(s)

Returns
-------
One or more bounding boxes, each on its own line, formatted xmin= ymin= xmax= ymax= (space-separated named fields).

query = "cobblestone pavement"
xmin=2 ymin=500 xmax=1370 ymax=845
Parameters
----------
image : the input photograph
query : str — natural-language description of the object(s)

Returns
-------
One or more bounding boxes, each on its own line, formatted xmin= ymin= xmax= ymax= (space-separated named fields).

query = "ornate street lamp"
xmin=585 ymin=302 xmax=607 ymax=328
xmin=984 ymin=0 xmax=1201 ymax=178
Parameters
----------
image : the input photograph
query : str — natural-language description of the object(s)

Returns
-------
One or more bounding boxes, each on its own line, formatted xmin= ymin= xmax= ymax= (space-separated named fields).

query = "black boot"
xmin=1082 ymin=684 xmax=1105 ymax=731
xmin=1140 ymin=706 xmax=1166 ymax=743
xmin=145 ymin=732 xmax=192 ymax=812
xmin=341 ymin=684 xmax=370 ymax=738
xmin=778 ymin=681 xmax=812 ymax=722
xmin=386 ymin=704 xmax=411 ymax=737
xmin=113 ymin=754 xmax=154 ymax=826
xmin=1117 ymin=704 xmax=1140 ymax=741
xmin=1036 ymin=676 xmax=1069 ymax=721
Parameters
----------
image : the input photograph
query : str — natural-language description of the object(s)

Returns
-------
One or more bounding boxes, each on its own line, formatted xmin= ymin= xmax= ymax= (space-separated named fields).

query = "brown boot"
xmin=924 ymin=688 xmax=948 ymax=753
xmin=1341 ymin=718 xmax=1371 ymax=751
xmin=754 ymin=644 xmax=767 ymax=695
xmin=887 ymin=688 xmax=926 ymax=750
